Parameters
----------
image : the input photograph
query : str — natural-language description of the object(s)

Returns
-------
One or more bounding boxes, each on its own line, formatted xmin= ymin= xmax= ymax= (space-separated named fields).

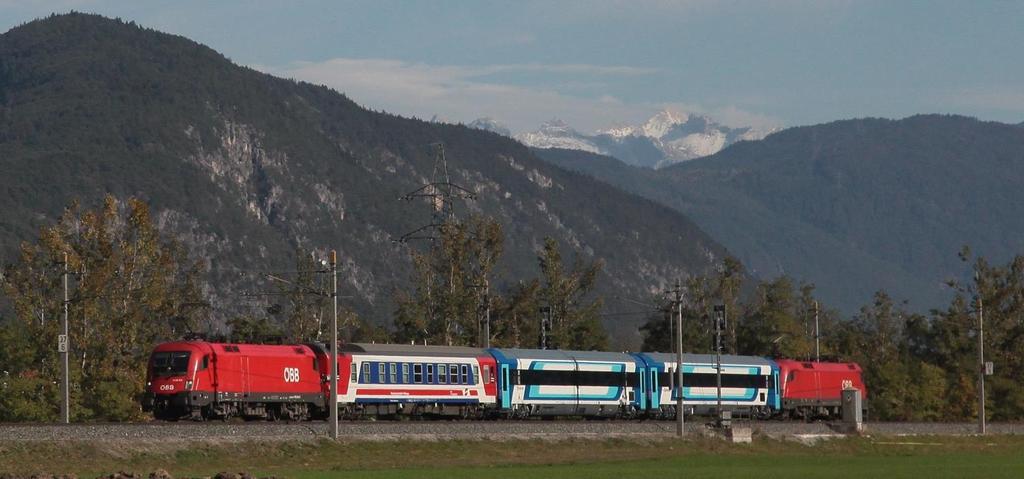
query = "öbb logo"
xmin=283 ymin=367 xmax=301 ymax=383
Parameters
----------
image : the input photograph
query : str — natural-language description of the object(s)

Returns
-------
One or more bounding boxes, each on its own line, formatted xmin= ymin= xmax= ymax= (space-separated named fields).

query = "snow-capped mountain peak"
xmin=537 ymin=119 xmax=577 ymax=134
xmin=514 ymin=109 xmax=779 ymax=168
xmin=467 ymin=117 xmax=511 ymax=137
xmin=513 ymin=119 xmax=601 ymax=154
xmin=597 ymin=124 xmax=638 ymax=139
xmin=641 ymin=109 xmax=689 ymax=139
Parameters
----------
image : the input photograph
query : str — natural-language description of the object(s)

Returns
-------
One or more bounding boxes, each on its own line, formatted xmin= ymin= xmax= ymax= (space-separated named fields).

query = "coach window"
xmin=378 ymin=363 xmax=387 ymax=383
xmin=351 ymin=363 xmax=357 ymax=383
xmin=445 ymin=365 xmax=455 ymax=384
xmin=402 ymin=363 xmax=410 ymax=383
xmin=438 ymin=363 xmax=447 ymax=384
xmin=362 ymin=363 xmax=370 ymax=383
xmin=413 ymin=364 xmax=423 ymax=384
xmin=426 ymin=364 xmax=435 ymax=383
xmin=461 ymin=365 xmax=469 ymax=384
xmin=390 ymin=363 xmax=397 ymax=383
xmin=481 ymin=365 xmax=489 ymax=384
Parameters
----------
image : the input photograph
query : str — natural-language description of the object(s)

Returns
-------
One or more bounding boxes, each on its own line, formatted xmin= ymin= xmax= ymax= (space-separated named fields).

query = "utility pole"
xmin=484 ymin=290 xmax=491 ymax=348
xmin=675 ymin=279 xmax=684 ymax=438
xmin=539 ymin=306 xmax=551 ymax=350
xmin=814 ymin=300 xmax=820 ymax=363
xmin=977 ymin=293 xmax=986 ymax=435
xmin=396 ymin=143 xmax=477 ymax=243
xmin=60 ymin=251 xmax=70 ymax=424
xmin=330 ymin=250 xmax=339 ymax=440
xmin=713 ymin=304 xmax=725 ymax=427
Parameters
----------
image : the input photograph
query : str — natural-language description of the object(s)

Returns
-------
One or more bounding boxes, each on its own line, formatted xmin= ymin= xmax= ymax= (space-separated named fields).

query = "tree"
xmin=848 ymin=292 xmax=913 ymax=419
xmin=1 ymin=196 xmax=208 ymax=421
xmin=393 ymin=215 xmax=504 ymax=346
xmin=277 ymin=247 xmax=330 ymax=343
xmin=536 ymin=237 xmax=607 ymax=351
xmin=713 ymin=256 xmax=745 ymax=354
xmin=738 ymin=277 xmax=815 ymax=358
xmin=934 ymin=250 xmax=1024 ymax=420
xmin=491 ymin=280 xmax=541 ymax=348
xmin=226 ymin=314 xmax=282 ymax=343
xmin=640 ymin=257 xmax=744 ymax=355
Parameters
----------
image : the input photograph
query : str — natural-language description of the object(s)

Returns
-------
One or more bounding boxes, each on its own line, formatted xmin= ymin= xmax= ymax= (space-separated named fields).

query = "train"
xmin=141 ymin=340 xmax=866 ymax=421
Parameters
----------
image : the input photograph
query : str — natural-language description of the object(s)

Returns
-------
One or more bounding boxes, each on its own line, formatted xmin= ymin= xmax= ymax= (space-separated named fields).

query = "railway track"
xmin=1 ymin=421 xmax=1021 ymax=441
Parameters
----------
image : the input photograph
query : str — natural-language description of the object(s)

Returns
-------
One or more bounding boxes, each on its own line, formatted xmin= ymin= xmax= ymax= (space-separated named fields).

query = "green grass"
xmin=307 ymin=453 xmax=1024 ymax=479
xmin=2 ymin=435 xmax=1022 ymax=478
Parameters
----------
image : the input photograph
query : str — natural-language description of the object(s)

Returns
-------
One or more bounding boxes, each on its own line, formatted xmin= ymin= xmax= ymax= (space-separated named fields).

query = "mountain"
xmin=0 ymin=13 xmax=729 ymax=345
xmin=466 ymin=117 xmax=511 ymax=137
xmin=536 ymin=115 xmax=1024 ymax=313
xmin=509 ymin=110 xmax=777 ymax=169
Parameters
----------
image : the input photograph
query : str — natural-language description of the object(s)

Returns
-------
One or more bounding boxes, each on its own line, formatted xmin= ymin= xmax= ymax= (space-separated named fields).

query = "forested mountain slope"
xmin=537 ymin=115 xmax=1024 ymax=313
xmin=0 ymin=14 xmax=728 ymax=343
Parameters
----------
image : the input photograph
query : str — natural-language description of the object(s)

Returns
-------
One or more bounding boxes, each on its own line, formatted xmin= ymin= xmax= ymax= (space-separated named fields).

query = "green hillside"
xmin=536 ymin=115 xmax=1024 ymax=313
xmin=0 ymin=13 xmax=728 ymax=345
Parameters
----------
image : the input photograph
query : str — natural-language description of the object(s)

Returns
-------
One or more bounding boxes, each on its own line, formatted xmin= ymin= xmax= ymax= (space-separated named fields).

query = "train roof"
xmin=489 ymin=348 xmax=639 ymax=362
xmin=153 ymin=341 xmax=317 ymax=357
xmin=639 ymin=352 xmax=774 ymax=367
xmin=774 ymin=359 xmax=862 ymax=372
xmin=341 ymin=343 xmax=489 ymax=357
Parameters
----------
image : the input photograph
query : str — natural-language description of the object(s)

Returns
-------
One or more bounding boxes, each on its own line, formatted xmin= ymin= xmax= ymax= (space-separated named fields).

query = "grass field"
xmin=2 ymin=434 xmax=1022 ymax=478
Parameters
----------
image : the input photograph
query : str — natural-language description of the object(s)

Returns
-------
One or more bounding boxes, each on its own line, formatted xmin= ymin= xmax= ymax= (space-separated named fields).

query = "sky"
xmin=2 ymin=0 xmax=1023 ymax=133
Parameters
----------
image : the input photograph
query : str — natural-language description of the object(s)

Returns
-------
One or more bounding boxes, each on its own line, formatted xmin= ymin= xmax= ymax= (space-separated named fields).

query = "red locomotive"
xmin=775 ymin=359 xmax=867 ymax=419
xmin=142 ymin=340 xmax=329 ymax=420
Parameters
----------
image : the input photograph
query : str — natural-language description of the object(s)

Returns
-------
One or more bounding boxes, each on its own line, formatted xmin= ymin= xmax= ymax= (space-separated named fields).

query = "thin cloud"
xmin=257 ymin=57 xmax=773 ymax=133
xmin=945 ymin=87 xmax=1024 ymax=112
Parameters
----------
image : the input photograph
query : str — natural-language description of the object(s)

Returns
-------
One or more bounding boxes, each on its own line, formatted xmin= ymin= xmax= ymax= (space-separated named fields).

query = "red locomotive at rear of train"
xmin=142 ymin=340 xmax=329 ymax=420
xmin=775 ymin=359 xmax=868 ymax=419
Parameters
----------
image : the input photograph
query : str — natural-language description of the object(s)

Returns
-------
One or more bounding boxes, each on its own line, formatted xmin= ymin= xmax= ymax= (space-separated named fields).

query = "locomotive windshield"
xmin=151 ymin=351 xmax=191 ymax=377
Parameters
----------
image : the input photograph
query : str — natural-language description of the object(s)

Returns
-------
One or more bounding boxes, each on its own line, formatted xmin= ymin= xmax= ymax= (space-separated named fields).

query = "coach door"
xmin=500 ymin=363 xmax=512 ymax=409
xmin=649 ymin=368 xmax=659 ymax=409
xmin=573 ymin=360 xmax=581 ymax=416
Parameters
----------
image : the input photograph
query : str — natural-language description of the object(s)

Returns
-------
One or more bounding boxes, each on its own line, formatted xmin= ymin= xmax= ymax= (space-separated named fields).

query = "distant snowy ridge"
xmin=467 ymin=117 xmax=512 ymax=137
xmin=477 ymin=109 xmax=779 ymax=169
xmin=514 ymin=120 xmax=602 ymax=154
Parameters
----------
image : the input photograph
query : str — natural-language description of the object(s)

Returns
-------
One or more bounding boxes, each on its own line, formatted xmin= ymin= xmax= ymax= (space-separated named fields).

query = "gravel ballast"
xmin=1 ymin=421 xmax=1021 ymax=442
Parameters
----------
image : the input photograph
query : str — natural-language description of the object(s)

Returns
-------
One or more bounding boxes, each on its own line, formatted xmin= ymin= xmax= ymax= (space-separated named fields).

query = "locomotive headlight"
xmin=185 ymin=380 xmax=193 ymax=391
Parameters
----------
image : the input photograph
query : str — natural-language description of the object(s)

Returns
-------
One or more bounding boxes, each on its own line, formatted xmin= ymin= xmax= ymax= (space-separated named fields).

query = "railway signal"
xmin=712 ymin=304 xmax=726 ymax=429
xmin=976 ymin=293 xmax=986 ymax=435
xmin=668 ymin=279 xmax=685 ymax=438
xmin=61 ymin=251 xmax=70 ymax=424
xmin=539 ymin=306 xmax=552 ymax=350
xmin=330 ymin=250 xmax=339 ymax=440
